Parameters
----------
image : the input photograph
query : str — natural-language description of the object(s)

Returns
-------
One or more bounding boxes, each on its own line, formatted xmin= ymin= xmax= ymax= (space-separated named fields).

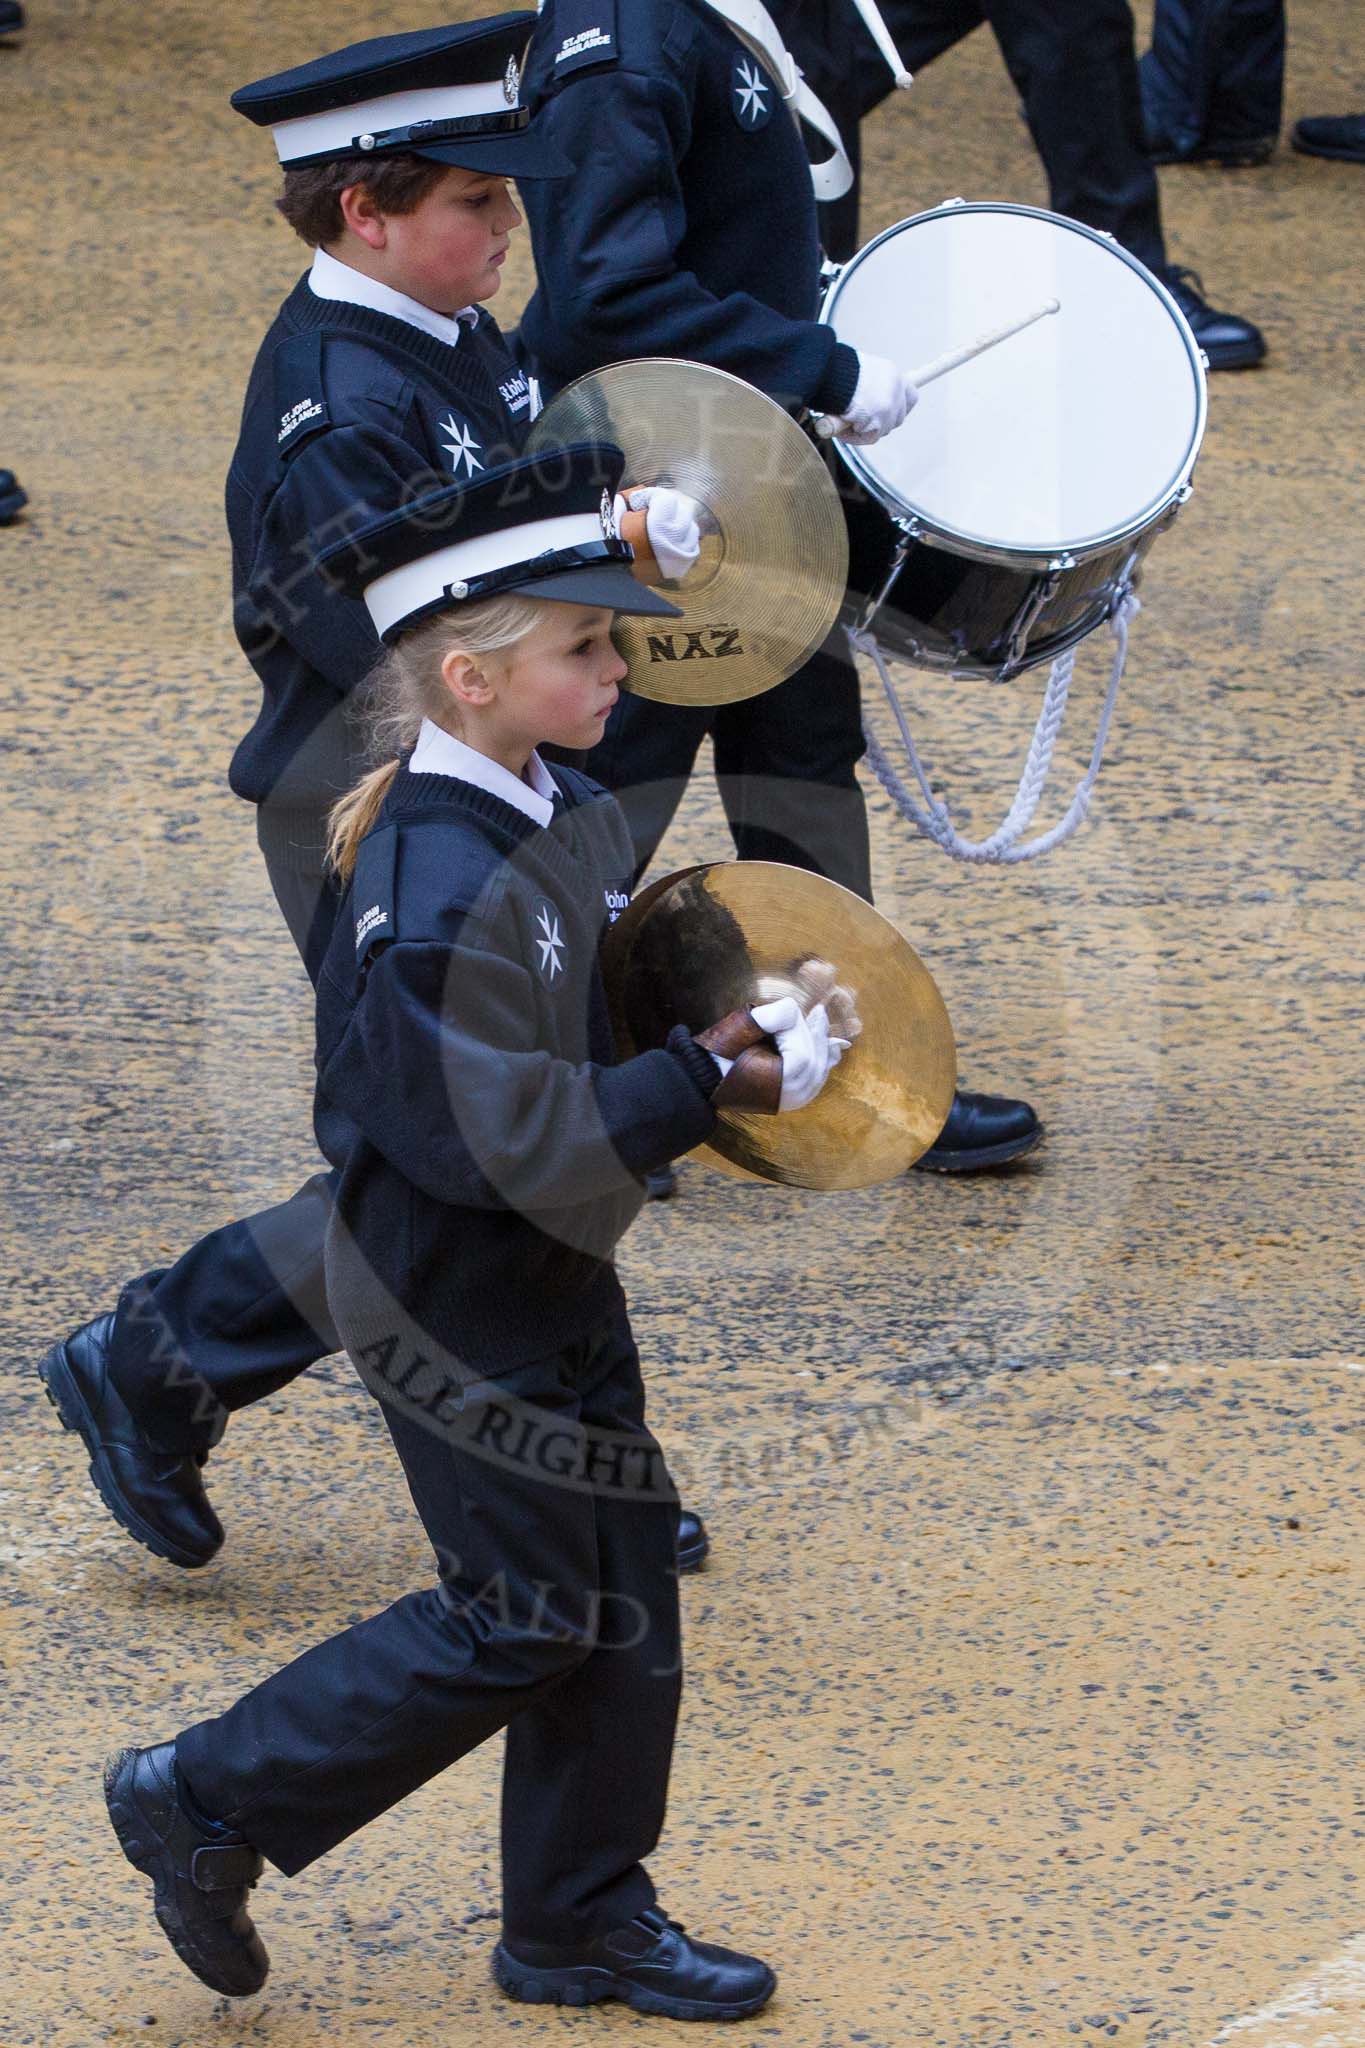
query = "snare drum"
xmin=820 ymin=201 xmax=1207 ymax=679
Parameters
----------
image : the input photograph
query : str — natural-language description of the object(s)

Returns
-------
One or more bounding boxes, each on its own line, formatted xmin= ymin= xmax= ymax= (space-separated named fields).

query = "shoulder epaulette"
xmin=548 ymin=0 xmax=619 ymax=80
xmin=273 ymin=330 xmax=333 ymax=462
xmin=351 ymin=820 xmax=398 ymax=973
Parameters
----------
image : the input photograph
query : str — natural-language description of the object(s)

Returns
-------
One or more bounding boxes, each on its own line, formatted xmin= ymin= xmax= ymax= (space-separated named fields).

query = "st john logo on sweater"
xmin=732 ymin=56 xmax=773 ymax=131
xmin=533 ymin=900 xmax=566 ymax=981
xmin=439 ymin=414 xmax=484 ymax=478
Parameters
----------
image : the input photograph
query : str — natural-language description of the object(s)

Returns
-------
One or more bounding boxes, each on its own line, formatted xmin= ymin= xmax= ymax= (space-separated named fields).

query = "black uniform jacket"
xmin=227 ymin=277 xmax=533 ymax=866
xmin=517 ymin=0 xmax=861 ymax=413
xmin=314 ymin=761 xmax=722 ymax=1372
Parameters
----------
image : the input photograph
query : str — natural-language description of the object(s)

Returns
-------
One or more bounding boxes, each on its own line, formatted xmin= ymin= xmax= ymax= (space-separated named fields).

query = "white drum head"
xmin=823 ymin=204 xmax=1206 ymax=561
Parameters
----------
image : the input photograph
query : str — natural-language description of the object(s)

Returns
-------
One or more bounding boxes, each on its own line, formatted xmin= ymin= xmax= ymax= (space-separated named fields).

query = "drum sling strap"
xmin=699 ymin=0 xmax=862 ymax=201
xmin=847 ymin=592 xmax=1139 ymax=864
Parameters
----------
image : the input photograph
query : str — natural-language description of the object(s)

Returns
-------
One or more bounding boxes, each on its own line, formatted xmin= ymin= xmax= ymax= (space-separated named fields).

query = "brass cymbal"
xmin=527 ymin=358 xmax=848 ymax=707
xmin=607 ymin=862 xmax=957 ymax=1190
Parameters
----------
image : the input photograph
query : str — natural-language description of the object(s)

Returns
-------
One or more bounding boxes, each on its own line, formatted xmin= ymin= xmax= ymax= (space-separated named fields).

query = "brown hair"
xmin=276 ymin=153 xmax=449 ymax=248
xmin=327 ymin=593 xmax=550 ymax=882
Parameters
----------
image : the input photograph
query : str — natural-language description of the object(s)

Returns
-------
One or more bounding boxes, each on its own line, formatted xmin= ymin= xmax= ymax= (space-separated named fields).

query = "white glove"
xmin=750 ymin=996 xmax=849 ymax=1114
xmin=626 ymin=486 xmax=702 ymax=580
xmin=827 ymin=352 xmax=919 ymax=446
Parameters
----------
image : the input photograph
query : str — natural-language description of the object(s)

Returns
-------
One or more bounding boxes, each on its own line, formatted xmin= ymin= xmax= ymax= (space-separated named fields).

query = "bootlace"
xmin=637 ymin=1907 xmax=687 ymax=1937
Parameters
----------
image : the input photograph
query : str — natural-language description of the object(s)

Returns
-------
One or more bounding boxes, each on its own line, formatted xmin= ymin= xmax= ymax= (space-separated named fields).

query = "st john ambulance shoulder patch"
xmin=552 ymin=0 xmax=618 ymax=79
xmin=731 ymin=54 xmax=774 ymax=131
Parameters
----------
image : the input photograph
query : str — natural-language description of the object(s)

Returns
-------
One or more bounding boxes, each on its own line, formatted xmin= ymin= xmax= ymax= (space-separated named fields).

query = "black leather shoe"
xmin=1161 ymin=266 xmax=1266 ymax=370
xmin=677 ymin=1508 xmax=709 ymax=1573
xmin=493 ymin=1905 xmax=776 ymax=2019
xmin=105 ymin=1743 xmax=269 ymax=1997
xmin=0 ymin=468 xmax=27 ymax=521
xmin=915 ymin=1087 xmax=1041 ymax=1173
xmin=39 ymin=1314 xmax=223 ymax=1568
xmin=0 ymin=4 xmax=24 ymax=38
xmin=1145 ymin=122 xmax=1274 ymax=166
xmin=1292 ymin=113 xmax=1365 ymax=164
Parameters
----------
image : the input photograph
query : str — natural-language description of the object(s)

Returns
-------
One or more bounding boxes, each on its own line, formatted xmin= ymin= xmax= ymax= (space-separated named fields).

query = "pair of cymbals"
xmin=602 ymin=861 xmax=956 ymax=1190
xmin=528 ymin=359 xmax=848 ymax=707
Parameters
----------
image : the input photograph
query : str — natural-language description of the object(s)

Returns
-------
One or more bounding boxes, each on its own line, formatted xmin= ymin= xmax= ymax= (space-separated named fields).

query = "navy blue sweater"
xmin=226 ymin=277 xmax=533 ymax=869
xmin=517 ymin=0 xmax=861 ymax=411
xmin=314 ymin=762 xmax=722 ymax=1372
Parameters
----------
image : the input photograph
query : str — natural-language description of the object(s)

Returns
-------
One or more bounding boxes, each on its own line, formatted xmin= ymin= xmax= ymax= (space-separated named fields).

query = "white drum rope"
xmin=848 ymin=592 xmax=1138 ymax=864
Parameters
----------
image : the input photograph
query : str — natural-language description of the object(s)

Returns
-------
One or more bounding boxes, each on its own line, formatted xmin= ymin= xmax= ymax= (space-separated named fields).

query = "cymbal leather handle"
xmin=619 ymin=506 xmax=658 ymax=581
xmin=695 ymin=1008 xmax=769 ymax=1060
xmin=712 ymin=1045 xmax=783 ymax=1114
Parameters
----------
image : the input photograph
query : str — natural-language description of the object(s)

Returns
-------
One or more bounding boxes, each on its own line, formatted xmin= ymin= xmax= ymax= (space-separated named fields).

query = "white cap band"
xmin=364 ymin=509 xmax=609 ymax=636
xmin=272 ymin=76 xmax=516 ymax=165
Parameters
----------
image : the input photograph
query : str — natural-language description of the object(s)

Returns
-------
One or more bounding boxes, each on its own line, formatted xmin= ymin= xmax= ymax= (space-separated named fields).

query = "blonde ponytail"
xmin=326 ymin=592 xmax=550 ymax=882
xmin=327 ymin=760 xmax=402 ymax=883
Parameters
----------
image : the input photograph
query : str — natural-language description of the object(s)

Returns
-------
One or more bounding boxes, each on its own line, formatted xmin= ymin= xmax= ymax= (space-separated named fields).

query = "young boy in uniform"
xmin=104 ymin=444 xmax=845 ymax=2018
xmin=40 ymin=17 xmax=707 ymax=1576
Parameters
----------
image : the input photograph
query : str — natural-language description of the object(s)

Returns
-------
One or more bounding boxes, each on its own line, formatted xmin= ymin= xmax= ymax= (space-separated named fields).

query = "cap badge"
xmin=503 ymin=54 xmax=521 ymax=107
xmin=600 ymin=488 xmax=621 ymax=542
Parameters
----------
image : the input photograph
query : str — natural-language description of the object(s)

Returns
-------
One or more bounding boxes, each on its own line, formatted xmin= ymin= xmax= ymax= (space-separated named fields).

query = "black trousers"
xmin=815 ymin=0 xmax=1166 ymax=273
xmin=1140 ymin=0 xmax=1285 ymax=153
xmin=584 ymin=634 xmax=873 ymax=903
xmin=107 ymin=845 xmax=341 ymax=1456
xmin=176 ymin=1304 xmax=682 ymax=1945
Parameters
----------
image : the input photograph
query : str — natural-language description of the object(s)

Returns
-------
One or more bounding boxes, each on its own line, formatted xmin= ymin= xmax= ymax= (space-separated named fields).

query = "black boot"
xmin=1146 ymin=125 xmax=1274 ymax=165
xmin=39 ymin=1313 xmax=223 ymax=1567
xmin=0 ymin=468 xmax=28 ymax=521
xmin=1292 ymin=113 xmax=1365 ymax=164
xmin=915 ymin=1087 xmax=1042 ymax=1174
xmin=0 ymin=4 xmax=24 ymax=39
xmin=104 ymin=1743 xmax=269 ymax=1997
xmin=677 ymin=1507 xmax=709 ymax=1573
xmin=494 ymin=1905 xmax=775 ymax=2019
xmin=1162 ymin=266 xmax=1267 ymax=370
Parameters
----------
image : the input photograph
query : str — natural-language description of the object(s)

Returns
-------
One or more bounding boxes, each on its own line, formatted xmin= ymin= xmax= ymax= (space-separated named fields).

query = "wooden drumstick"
xmin=847 ymin=0 xmax=914 ymax=87
xmin=816 ymin=297 xmax=1061 ymax=439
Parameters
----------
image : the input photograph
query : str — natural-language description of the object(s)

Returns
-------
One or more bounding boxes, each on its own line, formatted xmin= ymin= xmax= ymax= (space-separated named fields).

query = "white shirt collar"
xmin=408 ymin=718 xmax=560 ymax=827
xmin=308 ymin=247 xmax=480 ymax=349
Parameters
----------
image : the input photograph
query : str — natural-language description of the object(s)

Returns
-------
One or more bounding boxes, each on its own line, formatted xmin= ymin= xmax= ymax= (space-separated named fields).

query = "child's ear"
xmin=338 ymin=182 xmax=387 ymax=251
xmin=441 ymin=647 xmax=494 ymax=708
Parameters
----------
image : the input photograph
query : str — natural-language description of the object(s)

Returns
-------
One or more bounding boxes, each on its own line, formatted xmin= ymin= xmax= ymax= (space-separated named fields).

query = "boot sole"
xmin=1150 ymin=141 xmax=1274 ymax=166
xmin=492 ymin=1944 xmax=775 ymax=2020
xmin=1202 ymin=340 xmax=1269 ymax=371
xmin=914 ymin=1124 xmax=1045 ymax=1175
xmin=1291 ymin=136 xmax=1365 ymax=163
xmin=103 ymin=1749 xmax=269 ymax=1998
xmin=39 ymin=1343 xmax=216 ymax=1570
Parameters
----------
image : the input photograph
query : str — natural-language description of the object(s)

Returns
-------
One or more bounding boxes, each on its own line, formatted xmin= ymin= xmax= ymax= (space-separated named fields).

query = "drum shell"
xmin=818 ymin=200 xmax=1206 ymax=680
xmin=836 ymin=464 xmax=1162 ymax=679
